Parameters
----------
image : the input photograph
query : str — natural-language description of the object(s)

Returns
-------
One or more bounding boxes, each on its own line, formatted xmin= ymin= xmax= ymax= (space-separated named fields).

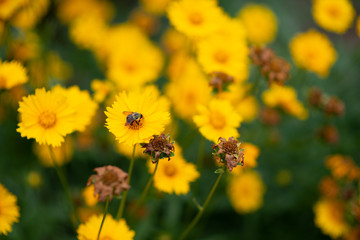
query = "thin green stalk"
xmin=133 ymin=160 xmax=159 ymax=213
xmin=179 ymin=171 xmax=224 ymax=240
xmin=116 ymin=144 xmax=136 ymax=219
xmin=97 ymin=198 xmax=110 ymax=240
xmin=48 ymin=146 xmax=78 ymax=227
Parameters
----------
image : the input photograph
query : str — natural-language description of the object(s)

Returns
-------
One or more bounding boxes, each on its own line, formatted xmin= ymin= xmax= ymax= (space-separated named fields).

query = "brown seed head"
xmin=141 ymin=134 xmax=175 ymax=163
xmin=209 ymin=71 xmax=234 ymax=93
xmin=308 ymin=87 xmax=323 ymax=108
xmin=324 ymin=97 xmax=345 ymax=116
xmin=260 ymin=107 xmax=281 ymax=126
xmin=87 ymin=165 xmax=130 ymax=202
xmin=249 ymin=46 xmax=274 ymax=66
xmin=212 ymin=137 xmax=244 ymax=172
xmin=317 ymin=125 xmax=339 ymax=145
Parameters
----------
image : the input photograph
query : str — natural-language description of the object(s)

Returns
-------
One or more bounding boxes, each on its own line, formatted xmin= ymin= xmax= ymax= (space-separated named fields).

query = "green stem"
xmin=48 ymin=146 xmax=78 ymax=227
xmin=116 ymin=144 xmax=136 ymax=219
xmin=97 ymin=198 xmax=110 ymax=240
xmin=179 ymin=171 xmax=224 ymax=240
xmin=133 ymin=160 xmax=159 ymax=214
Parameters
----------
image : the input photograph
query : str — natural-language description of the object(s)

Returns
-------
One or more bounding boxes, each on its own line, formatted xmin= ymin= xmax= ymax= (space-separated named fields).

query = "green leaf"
xmin=214 ymin=168 xmax=225 ymax=174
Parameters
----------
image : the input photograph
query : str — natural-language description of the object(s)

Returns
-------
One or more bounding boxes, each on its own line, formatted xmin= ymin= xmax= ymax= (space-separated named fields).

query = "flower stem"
xmin=116 ymin=144 xmax=136 ymax=219
xmin=133 ymin=160 xmax=159 ymax=214
xmin=179 ymin=171 xmax=224 ymax=240
xmin=48 ymin=146 xmax=78 ymax=227
xmin=97 ymin=197 xmax=110 ymax=240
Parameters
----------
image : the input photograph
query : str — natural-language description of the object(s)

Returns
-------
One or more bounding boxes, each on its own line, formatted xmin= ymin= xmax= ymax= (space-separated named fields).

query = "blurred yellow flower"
xmin=325 ymin=154 xmax=360 ymax=181
xmin=197 ymin=35 xmax=249 ymax=82
xmin=290 ymin=29 xmax=336 ymax=78
xmin=105 ymin=25 xmax=163 ymax=90
xmin=231 ymin=142 xmax=260 ymax=175
xmin=161 ymin=28 xmax=187 ymax=55
xmin=167 ymin=0 xmax=226 ymax=38
xmin=0 ymin=183 xmax=20 ymax=235
xmin=26 ymin=171 xmax=42 ymax=188
xmin=0 ymin=0 xmax=23 ymax=20
xmin=105 ymin=87 xmax=170 ymax=146
xmin=140 ymin=0 xmax=172 ymax=15
xmin=193 ymin=98 xmax=242 ymax=143
xmin=52 ymin=85 xmax=98 ymax=132
xmin=165 ymin=58 xmax=211 ymax=120
xmin=82 ymin=185 xmax=98 ymax=207
xmin=17 ymin=88 xmax=76 ymax=147
xmin=147 ymin=152 xmax=199 ymax=195
xmin=0 ymin=60 xmax=28 ymax=90
xmin=11 ymin=0 xmax=50 ymax=29
xmin=314 ymin=199 xmax=349 ymax=238
xmin=10 ymin=32 xmax=40 ymax=62
xmin=91 ymin=79 xmax=113 ymax=103
xmin=57 ymin=0 xmax=114 ymax=24
xmin=357 ymin=16 xmax=360 ymax=38
xmin=262 ymin=84 xmax=308 ymax=120
xmin=77 ymin=214 xmax=135 ymax=240
xmin=33 ymin=136 xmax=74 ymax=167
xmin=227 ymin=170 xmax=265 ymax=213
xmin=238 ymin=4 xmax=277 ymax=45
xmin=312 ymin=0 xmax=355 ymax=34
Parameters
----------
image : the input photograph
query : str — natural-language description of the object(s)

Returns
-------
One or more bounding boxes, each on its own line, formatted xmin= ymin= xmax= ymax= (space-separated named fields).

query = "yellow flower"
xmin=262 ymin=84 xmax=308 ymax=120
xmin=33 ymin=136 xmax=74 ymax=167
xmin=231 ymin=142 xmax=260 ymax=175
xmin=11 ymin=0 xmax=50 ymax=29
xmin=312 ymin=0 xmax=355 ymax=34
xmin=165 ymin=58 xmax=212 ymax=120
xmin=227 ymin=170 xmax=265 ymax=213
xmin=325 ymin=154 xmax=360 ymax=181
xmin=147 ymin=151 xmax=199 ymax=195
xmin=26 ymin=171 xmax=42 ymax=188
xmin=161 ymin=28 xmax=187 ymax=54
xmin=105 ymin=25 xmax=164 ymax=90
xmin=0 ymin=0 xmax=23 ymax=20
xmin=17 ymin=88 xmax=76 ymax=147
xmin=197 ymin=35 xmax=249 ymax=82
xmin=77 ymin=214 xmax=135 ymax=240
xmin=314 ymin=199 xmax=349 ymax=238
xmin=0 ymin=60 xmax=28 ymax=90
xmin=167 ymin=0 xmax=226 ymax=38
xmin=105 ymin=87 xmax=170 ymax=146
xmin=91 ymin=79 xmax=113 ymax=103
xmin=290 ymin=29 xmax=336 ymax=78
xmin=193 ymin=98 xmax=242 ymax=143
xmin=140 ymin=0 xmax=172 ymax=15
xmin=238 ymin=4 xmax=277 ymax=45
xmin=0 ymin=183 xmax=20 ymax=235
xmin=10 ymin=32 xmax=40 ymax=62
xmin=82 ymin=185 xmax=98 ymax=207
xmin=57 ymin=0 xmax=114 ymax=24
xmin=52 ymin=85 xmax=98 ymax=132
xmin=357 ymin=16 xmax=360 ymax=38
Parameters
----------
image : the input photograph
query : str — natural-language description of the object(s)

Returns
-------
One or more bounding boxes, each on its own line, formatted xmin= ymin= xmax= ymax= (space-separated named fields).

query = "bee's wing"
xmin=123 ymin=111 xmax=133 ymax=115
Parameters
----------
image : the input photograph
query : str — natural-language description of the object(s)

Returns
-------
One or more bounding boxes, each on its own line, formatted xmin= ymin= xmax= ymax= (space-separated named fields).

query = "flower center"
xmin=0 ymin=75 xmax=6 ymax=89
xmin=101 ymin=236 xmax=114 ymax=240
xmin=189 ymin=12 xmax=203 ymax=25
xmin=214 ymin=51 xmax=229 ymax=64
xmin=210 ymin=111 xmax=226 ymax=129
xmin=327 ymin=6 xmax=340 ymax=18
xmin=38 ymin=111 xmax=57 ymax=129
xmin=152 ymin=138 xmax=166 ymax=151
xmin=0 ymin=0 xmax=7 ymax=5
xmin=164 ymin=164 xmax=177 ymax=177
xmin=123 ymin=62 xmax=136 ymax=73
xmin=100 ymin=170 xmax=118 ymax=186
xmin=125 ymin=112 xmax=144 ymax=130
xmin=223 ymin=141 xmax=238 ymax=154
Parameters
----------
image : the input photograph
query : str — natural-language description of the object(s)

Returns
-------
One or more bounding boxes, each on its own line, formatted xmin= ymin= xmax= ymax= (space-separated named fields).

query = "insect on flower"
xmin=123 ymin=111 xmax=143 ymax=127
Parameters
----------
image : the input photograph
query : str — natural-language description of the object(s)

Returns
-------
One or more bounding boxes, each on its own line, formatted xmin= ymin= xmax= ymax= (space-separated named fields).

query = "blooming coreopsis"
xmin=105 ymin=87 xmax=170 ymax=145
xmin=0 ymin=183 xmax=20 ymax=235
xmin=193 ymin=98 xmax=242 ymax=143
xmin=17 ymin=88 xmax=76 ymax=147
xmin=289 ymin=29 xmax=336 ymax=78
xmin=312 ymin=0 xmax=355 ymax=34
xmin=77 ymin=214 xmax=135 ymax=240
xmin=231 ymin=142 xmax=260 ymax=175
xmin=0 ymin=60 xmax=28 ymax=90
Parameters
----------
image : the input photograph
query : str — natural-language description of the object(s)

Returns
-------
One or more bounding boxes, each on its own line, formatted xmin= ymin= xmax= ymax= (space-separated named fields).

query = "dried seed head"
xmin=250 ymin=46 xmax=274 ymax=66
xmin=212 ymin=137 xmax=244 ymax=172
xmin=87 ymin=165 xmax=130 ymax=202
xmin=308 ymin=87 xmax=323 ymax=108
xmin=141 ymin=134 xmax=175 ymax=163
xmin=324 ymin=97 xmax=345 ymax=116
xmin=317 ymin=125 xmax=339 ymax=145
xmin=260 ymin=107 xmax=281 ymax=126
xmin=209 ymin=72 xmax=234 ymax=93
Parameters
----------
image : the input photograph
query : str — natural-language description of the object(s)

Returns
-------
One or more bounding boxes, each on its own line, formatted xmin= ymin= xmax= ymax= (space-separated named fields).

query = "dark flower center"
xmin=223 ymin=141 xmax=238 ymax=154
xmin=100 ymin=170 xmax=118 ymax=186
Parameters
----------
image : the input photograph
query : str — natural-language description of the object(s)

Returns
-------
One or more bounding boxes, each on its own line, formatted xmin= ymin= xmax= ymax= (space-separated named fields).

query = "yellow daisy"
xmin=82 ymin=185 xmax=98 ymax=207
xmin=147 ymin=151 xmax=199 ymax=195
xmin=161 ymin=28 xmax=187 ymax=55
xmin=289 ymin=29 xmax=336 ymax=78
xmin=314 ymin=199 xmax=349 ymax=238
xmin=231 ymin=142 xmax=260 ymax=175
xmin=0 ymin=183 xmax=20 ymax=235
xmin=167 ymin=0 xmax=226 ymax=38
xmin=26 ymin=171 xmax=42 ymax=188
xmin=262 ymin=84 xmax=308 ymax=120
xmin=193 ymin=98 xmax=242 ymax=143
xmin=52 ymin=85 xmax=98 ymax=132
xmin=140 ymin=0 xmax=172 ymax=15
xmin=227 ymin=170 xmax=265 ymax=214
xmin=91 ymin=79 xmax=113 ymax=103
xmin=238 ymin=4 xmax=277 ymax=45
xmin=105 ymin=87 xmax=170 ymax=146
xmin=0 ymin=0 xmax=23 ymax=20
xmin=11 ymin=0 xmax=50 ymax=30
xmin=312 ymin=0 xmax=355 ymax=34
xmin=197 ymin=35 xmax=249 ymax=82
xmin=0 ymin=60 xmax=28 ymax=90
xmin=77 ymin=214 xmax=135 ymax=240
xmin=17 ymin=88 xmax=76 ymax=147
